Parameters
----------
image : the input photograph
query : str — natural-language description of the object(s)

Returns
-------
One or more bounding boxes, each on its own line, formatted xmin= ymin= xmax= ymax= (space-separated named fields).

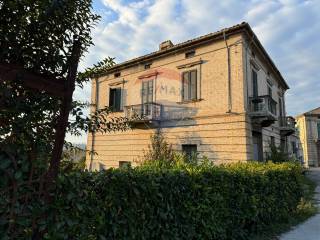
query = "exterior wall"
xmin=287 ymin=133 xmax=304 ymax=164
xmin=297 ymin=115 xmax=320 ymax=167
xmin=242 ymin=38 xmax=288 ymax=160
xmin=86 ymin=32 xmax=290 ymax=169
xmin=86 ymin=34 xmax=251 ymax=169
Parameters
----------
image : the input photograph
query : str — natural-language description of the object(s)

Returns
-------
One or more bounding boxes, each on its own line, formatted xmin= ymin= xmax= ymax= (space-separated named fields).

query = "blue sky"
xmin=70 ymin=0 xmax=320 ymax=143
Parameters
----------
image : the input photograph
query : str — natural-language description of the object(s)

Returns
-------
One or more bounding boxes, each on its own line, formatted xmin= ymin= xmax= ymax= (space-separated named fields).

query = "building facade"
xmin=296 ymin=107 xmax=320 ymax=167
xmin=86 ymin=22 xmax=295 ymax=170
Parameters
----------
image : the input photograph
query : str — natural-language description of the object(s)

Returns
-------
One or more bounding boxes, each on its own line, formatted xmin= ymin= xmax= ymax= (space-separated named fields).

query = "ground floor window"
xmin=182 ymin=144 xmax=197 ymax=160
xmin=119 ymin=161 xmax=131 ymax=168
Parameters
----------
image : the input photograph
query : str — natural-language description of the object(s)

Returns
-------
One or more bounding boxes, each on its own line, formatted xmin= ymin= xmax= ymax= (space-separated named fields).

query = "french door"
xmin=141 ymin=80 xmax=153 ymax=116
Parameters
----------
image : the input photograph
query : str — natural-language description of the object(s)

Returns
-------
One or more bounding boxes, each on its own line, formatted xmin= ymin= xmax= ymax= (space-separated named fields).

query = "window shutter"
xmin=182 ymin=72 xmax=189 ymax=100
xmin=190 ymin=70 xmax=197 ymax=100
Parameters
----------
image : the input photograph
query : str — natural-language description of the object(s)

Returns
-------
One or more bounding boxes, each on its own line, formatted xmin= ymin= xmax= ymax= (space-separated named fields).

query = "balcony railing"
xmin=249 ymin=95 xmax=277 ymax=117
xmin=279 ymin=116 xmax=296 ymax=136
xmin=279 ymin=116 xmax=295 ymax=129
xmin=125 ymin=103 xmax=162 ymax=121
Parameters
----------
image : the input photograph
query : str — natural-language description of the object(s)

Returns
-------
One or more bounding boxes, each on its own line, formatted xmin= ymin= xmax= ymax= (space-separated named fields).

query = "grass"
xmin=251 ymin=173 xmax=318 ymax=240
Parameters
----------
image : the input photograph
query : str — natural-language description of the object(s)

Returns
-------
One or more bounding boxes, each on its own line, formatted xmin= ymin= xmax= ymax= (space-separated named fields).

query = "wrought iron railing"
xmin=124 ymin=103 xmax=162 ymax=121
xmin=279 ymin=116 xmax=295 ymax=129
xmin=249 ymin=95 xmax=277 ymax=116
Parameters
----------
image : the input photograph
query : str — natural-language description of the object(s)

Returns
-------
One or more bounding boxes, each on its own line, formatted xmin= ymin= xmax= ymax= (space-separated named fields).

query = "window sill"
xmin=176 ymin=99 xmax=203 ymax=104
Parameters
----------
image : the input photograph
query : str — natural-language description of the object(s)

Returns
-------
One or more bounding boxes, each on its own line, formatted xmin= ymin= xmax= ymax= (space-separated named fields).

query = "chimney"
xmin=159 ymin=40 xmax=174 ymax=51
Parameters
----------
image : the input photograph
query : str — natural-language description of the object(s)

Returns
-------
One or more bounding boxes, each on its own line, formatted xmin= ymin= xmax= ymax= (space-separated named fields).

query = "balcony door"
xmin=141 ymin=80 xmax=153 ymax=116
xmin=252 ymin=70 xmax=259 ymax=111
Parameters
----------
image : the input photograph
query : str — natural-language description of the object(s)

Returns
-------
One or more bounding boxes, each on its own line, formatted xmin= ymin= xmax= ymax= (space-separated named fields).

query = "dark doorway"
xmin=252 ymin=131 xmax=263 ymax=161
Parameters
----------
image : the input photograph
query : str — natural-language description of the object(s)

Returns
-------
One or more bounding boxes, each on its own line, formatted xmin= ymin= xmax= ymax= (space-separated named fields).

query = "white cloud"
xmin=71 ymin=0 xmax=320 ymax=143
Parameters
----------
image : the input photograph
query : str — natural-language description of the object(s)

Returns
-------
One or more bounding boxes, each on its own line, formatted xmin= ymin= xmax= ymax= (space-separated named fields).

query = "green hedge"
xmin=38 ymin=162 xmax=304 ymax=240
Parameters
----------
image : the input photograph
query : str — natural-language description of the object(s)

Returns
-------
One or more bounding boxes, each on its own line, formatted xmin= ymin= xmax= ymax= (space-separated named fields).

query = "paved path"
xmin=280 ymin=168 xmax=320 ymax=240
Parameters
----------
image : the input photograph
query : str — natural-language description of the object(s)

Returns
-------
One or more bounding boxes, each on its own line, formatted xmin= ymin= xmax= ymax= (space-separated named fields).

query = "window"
xmin=109 ymin=88 xmax=122 ymax=112
xmin=278 ymin=97 xmax=283 ymax=117
xmin=268 ymin=85 xmax=272 ymax=98
xmin=144 ymin=63 xmax=152 ymax=69
xmin=182 ymin=144 xmax=197 ymax=160
xmin=114 ymin=72 xmax=121 ymax=78
xmin=270 ymin=136 xmax=275 ymax=147
xmin=291 ymin=141 xmax=297 ymax=154
xmin=182 ymin=70 xmax=197 ymax=101
xmin=317 ymin=121 xmax=320 ymax=139
xmin=185 ymin=50 xmax=195 ymax=58
xmin=252 ymin=69 xmax=258 ymax=97
xmin=119 ymin=161 xmax=131 ymax=168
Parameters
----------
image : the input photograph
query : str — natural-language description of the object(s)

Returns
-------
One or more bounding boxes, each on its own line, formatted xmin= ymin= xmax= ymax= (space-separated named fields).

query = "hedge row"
xmin=34 ymin=162 xmax=304 ymax=240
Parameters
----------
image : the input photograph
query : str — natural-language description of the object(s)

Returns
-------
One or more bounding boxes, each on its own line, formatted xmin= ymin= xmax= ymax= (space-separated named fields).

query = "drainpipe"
xmin=89 ymin=77 xmax=99 ymax=171
xmin=223 ymin=31 xmax=232 ymax=113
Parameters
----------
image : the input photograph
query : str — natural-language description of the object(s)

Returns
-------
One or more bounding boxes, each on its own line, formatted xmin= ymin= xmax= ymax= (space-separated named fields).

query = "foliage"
xmin=266 ymin=144 xmax=294 ymax=163
xmin=141 ymin=130 xmax=175 ymax=165
xmin=1 ymin=162 xmax=307 ymax=239
xmin=0 ymin=1 xmax=132 ymax=238
xmin=60 ymin=143 xmax=86 ymax=172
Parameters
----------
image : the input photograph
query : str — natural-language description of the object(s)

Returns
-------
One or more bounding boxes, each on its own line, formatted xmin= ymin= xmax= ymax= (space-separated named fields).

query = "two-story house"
xmin=86 ymin=22 xmax=295 ymax=170
xmin=296 ymin=107 xmax=320 ymax=167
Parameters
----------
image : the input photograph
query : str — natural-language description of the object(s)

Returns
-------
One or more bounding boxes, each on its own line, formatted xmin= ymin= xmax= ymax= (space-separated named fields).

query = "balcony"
xmin=249 ymin=95 xmax=277 ymax=127
xmin=125 ymin=103 xmax=162 ymax=125
xmin=279 ymin=116 xmax=296 ymax=136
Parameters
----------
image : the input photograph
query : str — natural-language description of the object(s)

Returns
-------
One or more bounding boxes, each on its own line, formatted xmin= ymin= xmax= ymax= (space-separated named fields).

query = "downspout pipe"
xmin=89 ymin=77 xmax=99 ymax=171
xmin=223 ymin=30 xmax=232 ymax=113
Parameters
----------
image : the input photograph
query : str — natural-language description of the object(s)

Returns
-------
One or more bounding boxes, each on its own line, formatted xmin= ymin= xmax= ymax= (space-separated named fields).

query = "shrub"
xmin=141 ymin=130 xmax=175 ymax=166
xmin=31 ymin=162 xmax=304 ymax=240
xmin=267 ymin=144 xmax=296 ymax=163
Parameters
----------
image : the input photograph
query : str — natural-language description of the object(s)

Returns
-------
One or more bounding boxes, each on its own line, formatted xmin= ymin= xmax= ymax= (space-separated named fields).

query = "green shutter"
xmin=182 ymin=72 xmax=189 ymax=101
xmin=190 ymin=70 xmax=197 ymax=100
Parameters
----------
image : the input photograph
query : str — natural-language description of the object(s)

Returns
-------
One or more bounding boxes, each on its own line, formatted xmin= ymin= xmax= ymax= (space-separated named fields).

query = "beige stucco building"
xmin=296 ymin=107 xmax=320 ymax=167
xmin=86 ymin=22 xmax=295 ymax=170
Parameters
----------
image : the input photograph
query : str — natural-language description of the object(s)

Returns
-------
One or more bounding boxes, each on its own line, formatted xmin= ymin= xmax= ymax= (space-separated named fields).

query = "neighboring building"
xmin=86 ymin=22 xmax=295 ymax=170
xmin=287 ymin=130 xmax=304 ymax=164
xmin=296 ymin=107 xmax=320 ymax=167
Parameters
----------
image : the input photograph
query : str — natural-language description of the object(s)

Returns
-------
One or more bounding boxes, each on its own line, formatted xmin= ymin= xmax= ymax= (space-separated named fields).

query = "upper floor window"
xmin=114 ymin=72 xmax=121 ymax=78
xmin=252 ymin=69 xmax=258 ymax=97
xmin=185 ymin=50 xmax=195 ymax=59
xmin=109 ymin=87 xmax=122 ymax=112
xmin=267 ymin=79 xmax=273 ymax=98
xmin=268 ymin=85 xmax=272 ymax=98
xmin=317 ymin=121 xmax=320 ymax=139
xmin=144 ymin=63 xmax=152 ymax=69
xmin=182 ymin=70 xmax=197 ymax=101
xmin=278 ymin=97 xmax=283 ymax=117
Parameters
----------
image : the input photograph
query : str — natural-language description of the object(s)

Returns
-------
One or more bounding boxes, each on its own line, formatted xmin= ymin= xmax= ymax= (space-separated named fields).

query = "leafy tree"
xmin=142 ymin=129 xmax=175 ymax=165
xmin=0 ymin=1 xmax=131 ymax=238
